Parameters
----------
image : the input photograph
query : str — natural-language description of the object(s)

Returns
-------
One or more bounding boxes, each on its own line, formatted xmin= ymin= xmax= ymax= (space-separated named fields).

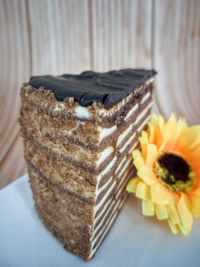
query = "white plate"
xmin=0 ymin=173 xmax=200 ymax=267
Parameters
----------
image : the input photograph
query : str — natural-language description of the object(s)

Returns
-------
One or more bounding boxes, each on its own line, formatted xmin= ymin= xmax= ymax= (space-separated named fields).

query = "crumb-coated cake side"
xmin=19 ymin=69 xmax=157 ymax=261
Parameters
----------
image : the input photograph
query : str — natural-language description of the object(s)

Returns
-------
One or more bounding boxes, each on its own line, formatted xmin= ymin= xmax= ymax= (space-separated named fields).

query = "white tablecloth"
xmin=0 ymin=174 xmax=199 ymax=267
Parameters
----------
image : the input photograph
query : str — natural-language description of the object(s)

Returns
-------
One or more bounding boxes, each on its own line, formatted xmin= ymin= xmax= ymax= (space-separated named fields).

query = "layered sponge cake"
xmin=19 ymin=69 xmax=156 ymax=260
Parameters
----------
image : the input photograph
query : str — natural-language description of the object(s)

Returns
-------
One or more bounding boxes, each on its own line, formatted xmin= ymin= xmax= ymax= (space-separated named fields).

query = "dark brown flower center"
xmin=154 ymin=152 xmax=195 ymax=192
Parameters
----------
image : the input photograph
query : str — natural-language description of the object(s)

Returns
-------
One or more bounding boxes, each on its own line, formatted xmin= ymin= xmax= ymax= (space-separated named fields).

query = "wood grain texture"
xmin=153 ymin=0 xmax=200 ymax=124
xmin=90 ymin=0 xmax=159 ymax=115
xmin=90 ymin=0 xmax=152 ymax=71
xmin=0 ymin=0 xmax=30 ymax=188
xmin=0 ymin=0 xmax=30 ymax=161
xmin=0 ymin=133 xmax=27 ymax=189
xmin=28 ymin=0 xmax=91 ymax=75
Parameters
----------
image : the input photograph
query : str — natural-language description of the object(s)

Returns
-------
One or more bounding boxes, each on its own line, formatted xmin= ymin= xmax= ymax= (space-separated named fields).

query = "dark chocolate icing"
xmin=29 ymin=69 xmax=157 ymax=109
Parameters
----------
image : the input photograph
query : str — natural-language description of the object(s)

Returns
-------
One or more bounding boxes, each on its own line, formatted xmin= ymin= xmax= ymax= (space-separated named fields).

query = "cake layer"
xmin=25 ymin=107 xmax=147 ymax=263
xmin=23 ymin=103 xmax=149 ymax=206
xmin=29 ymin=166 xmax=95 ymax=226
xmin=20 ymin=97 xmax=152 ymax=175
xmin=24 ymin=125 xmax=141 ymax=205
xmin=29 ymin=146 xmax=135 ymax=222
xmin=31 ymin=166 xmax=132 ymax=239
xmin=30 ymin=163 xmax=132 ymax=260
xmin=29 ymin=154 xmax=135 ymax=243
xmin=35 ymin=204 xmax=91 ymax=261
xmin=20 ymin=84 xmax=153 ymax=151
xmin=35 ymin=192 xmax=128 ymax=261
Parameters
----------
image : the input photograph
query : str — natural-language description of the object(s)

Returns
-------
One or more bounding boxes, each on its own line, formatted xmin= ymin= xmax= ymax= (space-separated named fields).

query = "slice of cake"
xmin=19 ymin=69 xmax=156 ymax=261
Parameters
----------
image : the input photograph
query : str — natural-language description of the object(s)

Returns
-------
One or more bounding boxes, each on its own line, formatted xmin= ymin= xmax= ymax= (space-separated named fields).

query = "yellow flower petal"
xmin=161 ymin=114 xmax=187 ymax=151
xmin=145 ymin=144 xmax=157 ymax=166
xmin=167 ymin=194 xmax=180 ymax=225
xmin=155 ymin=204 xmax=168 ymax=220
xmin=150 ymin=114 xmax=165 ymax=128
xmin=132 ymin=149 xmax=141 ymax=160
xmin=178 ymin=193 xmax=193 ymax=230
xmin=181 ymin=126 xmax=200 ymax=145
xmin=133 ymin=157 xmax=145 ymax=170
xmin=135 ymin=181 xmax=149 ymax=200
xmin=176 ymin=117 xmax=188 ymax=136
xmin=132 ymin=150 xmax=145 ymax=170
xmin=141 ymin=130 xmax=148 ymax=140
xmin=191 ymin=188 xmax=200 ymax=198
xmin=147 ymin=123 xmax=154 ymax=144
xmin=142 ymin=199 xmax=155 ymax=216
xmin=178 ymin=126 xmax=200 ymax=155
xmin=137 ymin=165 xmax=156 ymax=186
xmin=154 ymin=127 xmax=165 ymax=151
xmin=162 ymin=114 xmax=177 ymax=143
xmin=191 ymin=197 xmax=200 ymax=217
xmin=151 ymin=182 xmax=169 ymax=204
xmin=126 ymin=177 xmax=140 ymax=193
xmin=179 ymin=224 xmax=192 ymax=236
xmin=148 ymin=115 xmax=165 ymax=149
xmin=168 ymin=220 xmax=180 ymax=234
xmin=139 ymin=131 xmax=149 ymax=146
xmin=140 ymin=142 xmax=147 ymax=160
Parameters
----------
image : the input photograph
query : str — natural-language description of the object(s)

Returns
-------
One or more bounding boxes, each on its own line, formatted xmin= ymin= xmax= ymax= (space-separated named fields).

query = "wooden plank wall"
xmin=0 ymin=0 xmax=200 ymax=189
xmin=154 ymin=0 xmax=200 ymax=124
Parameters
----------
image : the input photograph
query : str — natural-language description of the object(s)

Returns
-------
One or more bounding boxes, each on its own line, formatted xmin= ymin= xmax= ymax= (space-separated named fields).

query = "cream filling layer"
xmin=86 ymin=96 xmax=152 ymax=219
xmin=116 ymin=100 xmax=152 ymax=148
xmin=137 ymin=114 xmax=151 ymax=133
xmin=128 ymin=140 xmax=138 ymax=155
xmin=98 ymin=125 xmax=117 ymax=143
xmin=115 ymin=169 xmax=134 ymax=199
xmin=94 ymin=197 xmax=112 ymax=226
xmin=97 ymin=146 xmax=114 ymax=167
xmin=94 ymin=181 xmax=116 ymax=215
xmin=74 ymin=106 xmax=92 ymax=119
xmin=92 ymin=198 xmax=121 ymax=247
xmin=93 ymin=167 xmax=132 ymax=233
xmin=119 ymin=133 xmax=136 ymax=153
xmin=96 ymin=156 xmax=117 ymax=185
xmin=90 ymin=205 xmax=119 ymax=258
xmin=117 ymin=158 xmax=132 ymax=179
xmin=89 ymin=193 xmax=128 ymax=258
xmin=94 ymin=156 xmax=131 ymax=218
xmin=116 ymin=123 xmax=133 ymax=147
xmin=93 ymin=196 xmax=118 ymax=238
xmin=94 ymin=138 xmax=134 ymax=211
xmin=95 ymin=156 xmax=117 ymax=201
xmin=125 ymin=103 xmax=139 ymax=121
xmin=140 ymin=91 xmax=151 ymax=105
xmin=94 ymin=107 xmax=149 ymax=209
xmin=90 ymin=170 xmax=134 ymax=259
xmin=96 ymin=175 xmax=114 ymax=199
xmin=133 ymin=101 xmax=152 ymax=126
xmin=115 ymin=156 xmax=127 ymax=174
xmin=91 ymin=143 xmax=136 ymax=227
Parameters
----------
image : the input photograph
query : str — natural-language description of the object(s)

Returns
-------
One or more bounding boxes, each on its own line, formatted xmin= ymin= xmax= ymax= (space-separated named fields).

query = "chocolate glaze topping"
xmin=29 ymin=69 xmax=157 ymax=109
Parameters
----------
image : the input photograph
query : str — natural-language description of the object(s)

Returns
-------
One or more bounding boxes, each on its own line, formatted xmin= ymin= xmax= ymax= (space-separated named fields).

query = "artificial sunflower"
xmin=126 ymin=114 xmax=200 ymax=235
